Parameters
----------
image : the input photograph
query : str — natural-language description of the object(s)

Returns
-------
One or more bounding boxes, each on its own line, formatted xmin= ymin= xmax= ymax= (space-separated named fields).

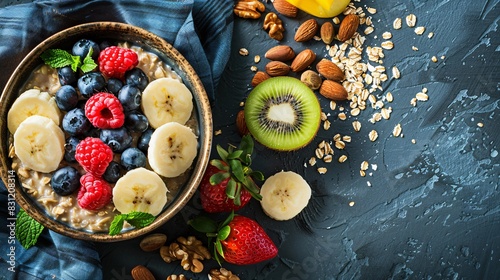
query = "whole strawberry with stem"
xmin=199 ymin=135 xmax=264 ymax=213
xmin=189 ymin=211 xmax=278 ymax=265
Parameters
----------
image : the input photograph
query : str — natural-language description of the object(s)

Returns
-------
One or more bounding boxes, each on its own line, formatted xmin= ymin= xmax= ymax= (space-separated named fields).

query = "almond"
xmin=251 ymin=71 xmax=271 ymax=87
xmin=139 ymin=233 xmax=167 ymax=252
xmin=319 ymin=80 xmax=348 ymax=101
xmin=272 ymin=0 xmax=298 ymax=17
xmin=294 ymin=19 xmax=319 ymax=42
xmin=131 ymin=265 xmax=155 ymax=280
xmin=266 ymin=61 xmax=290 ymax=76
xmin=338 ymin=14 xmax=360 ymax=42
xmin=236 ymin=110 xmax=250 ymax=135
xmin=320 ymin=21 xmax=335 ymax=44
xmin=316 ymin=59 xmax=345 ymax=82
xmin=264 ymin=45 xmax=296 ymax=61
xmin=290 ymin=49 xmax=316 ymax=72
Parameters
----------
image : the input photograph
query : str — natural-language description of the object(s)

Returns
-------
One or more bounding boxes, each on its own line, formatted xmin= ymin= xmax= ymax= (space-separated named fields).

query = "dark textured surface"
xmin=98 ymin=0 xmax=500 ymax=279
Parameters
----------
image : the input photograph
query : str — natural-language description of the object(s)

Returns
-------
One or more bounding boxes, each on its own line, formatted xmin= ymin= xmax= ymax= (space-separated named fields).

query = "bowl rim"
xmin=0 ymin=22 xmax=212 ymax=242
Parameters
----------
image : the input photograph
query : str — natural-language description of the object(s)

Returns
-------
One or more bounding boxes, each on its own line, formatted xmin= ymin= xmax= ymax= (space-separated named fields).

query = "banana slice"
xmin=141 ymin=77 xmax=193 ymax=129
xmin=13 ymin=115 xmax=65 ymax=173
xmin=112 ymin=167 xmax=168 ymax=216
xmin=7 ymin=89 xmax=62 ymax=134
xmin=260 ymin=171 xmax=312 ymax=221
xmin=148 ymin=122 xmax=198 ymax=178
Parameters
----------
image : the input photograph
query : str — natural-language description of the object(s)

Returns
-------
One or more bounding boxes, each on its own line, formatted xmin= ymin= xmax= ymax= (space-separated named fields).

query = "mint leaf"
xmin=108 ymin=211 xmax=155 ymax=236
xmin=80 ymin=49 xmax=97 ymax=73
xmin=41 ymin=49 xmax=81 ymax=71
xmin=16 ymin=209 xmax=44 ymax=249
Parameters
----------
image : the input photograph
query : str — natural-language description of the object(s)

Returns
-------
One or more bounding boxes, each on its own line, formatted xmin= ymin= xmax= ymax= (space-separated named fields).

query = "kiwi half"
xmin=244 ymin=76 xmax=321 ymax=151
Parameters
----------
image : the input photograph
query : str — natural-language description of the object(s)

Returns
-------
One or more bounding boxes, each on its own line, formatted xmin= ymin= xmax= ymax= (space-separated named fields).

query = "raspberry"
xmin=85 ymin=92 xmax=125 ymax=129
xmin=77 ymin=173 xmax=112 ymax=210
xmin=98 ymin=46 xmax=138 ymax=79
xmin=75 ymin=137 xmax=114 ymax=176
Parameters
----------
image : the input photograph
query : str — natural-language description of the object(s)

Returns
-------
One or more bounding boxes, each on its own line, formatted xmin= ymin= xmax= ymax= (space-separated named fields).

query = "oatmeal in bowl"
xmin=0 ymin=22 xmax=212 ymax=241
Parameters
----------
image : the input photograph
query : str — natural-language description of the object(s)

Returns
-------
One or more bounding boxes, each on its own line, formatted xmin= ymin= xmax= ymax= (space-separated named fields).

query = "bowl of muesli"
xmin=0 ymin=22 xmax=212 ymax=241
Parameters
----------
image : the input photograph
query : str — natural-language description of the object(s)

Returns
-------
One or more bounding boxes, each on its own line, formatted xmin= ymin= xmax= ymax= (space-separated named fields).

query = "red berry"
xmin=77 ymin=173 xmax=112 ymax=210
xmin=85 ymin=92 xmax=125 ymax=129
xmin=199 ymin=165 xmax=252 ymax=213
xmin=75 ymin=137 xmax=113 ymax=176
xmin=98 ymin=46 xmax=138 ymax=79
xmin=221 ymin=215 xmax=278 ymax=265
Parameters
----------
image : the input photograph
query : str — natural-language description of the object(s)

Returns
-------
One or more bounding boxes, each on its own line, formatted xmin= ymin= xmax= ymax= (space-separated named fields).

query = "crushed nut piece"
xmin=428 ymin=32 xmax=434 ymax=38
xmin=477 ymin=122 xmax=484 ymax=128
xmin=215 ymin=129 xmax=222 ymax=135
xmin=431 ymin=56 xmax=438 ymax=63
xmin=348 ymin=201 xmax=355 ymax=207
xmin=263 ymin=12 xmax=285 ymax=41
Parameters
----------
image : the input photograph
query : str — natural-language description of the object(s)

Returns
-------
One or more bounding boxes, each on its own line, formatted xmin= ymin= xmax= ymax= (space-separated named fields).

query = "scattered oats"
xmin=315 ymin=148 xmax=324 ymax=159
xmin=317 ymin=167 xmax=328 ymax=174
xmin=352 ymin=120 xmax=362 ymax=132
xmin=392 ymin=66 xmax=400 ymax=79
xmin=441 ymin=55 xmax=446 ymax=60
xmin=393 ymin=123 xmax=402 ymax=137
xmin=412 ymin=46 xmax=419 ymax=51
xmin=313 ymin=35 xmax=322 ymax=41
xmin=323 ymin=155 xmax=333 ymax=163
xmin=214 ymin=129 xmax=222 ymax=135
xmin=386 ymin=92 xmax=393 ymax=102
xmin=309 ymin=157 xmax=317 ymax=166
xmin=381 ymin=41 xmax=394 ymax=50
xmin=406 ymin=14 xmax=417 ymax=27
xmin=393 ymin=18 xmax=402 ymax=29
xmin=414 ymin=26 xmax=426 ymax=35
xmin=371 ymin=164 xmax=378 ymax=171
xmin=369 ymin=130 xmax=378 ymax=142
xmin=361 ymin=160 xmax=369 ymax=171
xmin=369 ymin=112 xmax=382 ymax=123
xmin=323 ymin=119 xmax=331 ymax=130
xmin=431 ymin=55 xmax=438 ymax=63
xmin=239 ymin=48 xmax=249 ymax=56
xmin=411 ymin=138 xmax=416 ymax=144
xmin=364 ymin=26 xmax=374 ymax=35
xmin=367 ymin=181 xmax=372 ymax=187
xmin=375 ymin=100 xmax=385 ymax=109
xmin=368 ymin=94 xmax=377 ymax=105
xmin=348 ymin=201 xmax=355 ymax=207
xmin=428 ymin=32 xmax=434 ymax=38
xmin=250 ymin=65 xmax=258 ymax=72
xmin=254 ymin=55 xmax=261 ymax=63
xmin=381 ymin=107 xmax=391 ymax=119
xmin=330 ymin=100 xmax=337 ymax=110
xmin=338 ymin=155 xmax=348 ymax=163
xmin=422 ymin=87 xmax=428 ymax=93
xmin=366 ymin=7 xmax=377 ymax=14
xmin=411 ymin=97 xmax=417 ymax=106
xmin=339 ymin=106 xmax=345 ymax=111
xmin=318 ymin=140 xmax=326 ymax=149
xmin=333 ymin=17 xmax=340 ymax=24
xmin=360 ymin=170 xmax=366 ymax=177
xmin=477 ymin=122 xmax=484 ymax=128
xmin=324 ymin=142 xmax=334 ymax=155
xmin=351 ymin=107 xmax=361 ymax=116
xmin=342 ymin=135 xmax=352 ymax=142
xmin=320 ymin=111 xmax=328 ymax=121
xmin=382 ymin=31 xmax=392 ymax=39
xmin=240 ymin=101 xmax=245 ymax=107
xmin=18 ymin=168 xmax=30 ymax=178
xmin=333 ymin=133 xmax=341 ymax=141
xmin=416 ymin=92 xmax=429 ymax=101
xmin=338 ymin=112 xmax=347 ymax=120
xmin=41 ymin=176 xmax=51 ymax=186
xmin=335 ymin=140 xmax=346 ymax=150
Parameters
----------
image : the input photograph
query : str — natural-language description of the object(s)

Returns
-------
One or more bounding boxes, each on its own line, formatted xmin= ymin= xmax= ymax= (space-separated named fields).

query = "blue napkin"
xmin=0 ymin=0 xmax=233 ymax=279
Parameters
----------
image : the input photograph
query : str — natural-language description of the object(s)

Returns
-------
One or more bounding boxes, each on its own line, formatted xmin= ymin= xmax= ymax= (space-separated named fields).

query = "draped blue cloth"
xmin=0 ymin=0 xmax=233 ymax=279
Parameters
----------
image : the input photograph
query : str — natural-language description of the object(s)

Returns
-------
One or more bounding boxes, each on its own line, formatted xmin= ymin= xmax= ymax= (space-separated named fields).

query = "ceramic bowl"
xmin=0 ymin=22 xmax=212 ymax=241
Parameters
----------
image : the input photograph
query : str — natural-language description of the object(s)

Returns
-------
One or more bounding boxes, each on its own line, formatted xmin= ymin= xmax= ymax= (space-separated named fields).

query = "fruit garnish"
xmin=16 ymin=209 xmax=44 ymax=249
xmin=75 ymin=137 xmax=114 ymax=176
xmin=77 ymin=173 xmax=113 ymax=210
xmin=41 ymin=48 xmax=97 ymax=72
xmin=199 ymin=135 xmax=264 ymax=213
xmin=189 ymin=212 xmax=278 ymax=265
xmin=98 ymin=46 xmax=138 ymax=79
xmin=260 ymin=170 xmax=312 ymax=220
xmin=285 ymin=0 xmax=350 ymax=18
xmin=244 ymin=76 xmax=321 ymax=151
xmin=84 ymin=92 xmax=125 ymax=129
xmin=109 ymin=211 xmax=155 ymax=236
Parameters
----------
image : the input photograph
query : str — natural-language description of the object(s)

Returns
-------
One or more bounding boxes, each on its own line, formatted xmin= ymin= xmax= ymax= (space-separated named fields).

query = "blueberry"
xmin=72 ymin=39 xmax=100 ymax=61
xmin=62 ymin=108 xmax=91 ymax=136
xmin=51 ymin=166 xmax=81 ymax=196
xmin=137 ymin=128 xmax=153 ymax=153
xmin=55 ymin=85 xmax=79 ymax=111
xmin=100 ymin=127 xmax=133 ymax=153
xmin=117 ymin=85 xmax=141 ymax=111
xmin=125 ymin=68 xmax=149 ymax=91
xmin=103 ymin=161 xmax=122 ymax=183
xmin=120 ymin=147 xmax=146 ymax=170
xmin=106 ymin=78 xmax=123 ymax=95
xmin=57 ymin=66 xmax=77 ymax=86
xmin=64 ymin=137 xmax=80 ymax=162
xmin=125 ymin=112 xmax=149 ymax=132
xmin=78 ymin=72 xmax=106 ymax=98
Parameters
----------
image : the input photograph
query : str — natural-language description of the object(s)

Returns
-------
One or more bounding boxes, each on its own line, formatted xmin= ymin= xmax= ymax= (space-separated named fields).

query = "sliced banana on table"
xmin=13 ymin=115 xmax=65 ymax=173
xmin=141 ymin=77 xmax=193 ymax=129
xmin=260 ymin=171 xmax=312 ymax=221
xmin=148 ymin=122 xmax=198 ymax=178
xmin=113 ymin=167 xmax=168 ymax=216
xmin=7 ymin=88 xmax=62 ymax=134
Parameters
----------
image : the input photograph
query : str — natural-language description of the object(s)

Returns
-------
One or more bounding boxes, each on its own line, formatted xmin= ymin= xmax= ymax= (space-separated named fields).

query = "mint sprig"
xmin=109 ymin=211 xmax=155 ymax=236
xmin=40 ymin=48 xmax=96 ymax=73
xmin=16 ymin=209 xmax=44 ymax=249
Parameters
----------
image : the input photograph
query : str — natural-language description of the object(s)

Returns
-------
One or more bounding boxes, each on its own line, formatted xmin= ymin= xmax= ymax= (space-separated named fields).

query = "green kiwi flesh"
xmin=244 ymin=76 xmax=321 ymax=151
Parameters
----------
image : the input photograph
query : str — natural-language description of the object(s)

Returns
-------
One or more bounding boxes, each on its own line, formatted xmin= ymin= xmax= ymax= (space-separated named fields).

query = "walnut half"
xmin=160 ymin=236 xmax=211 ymax=273
xmin=263 ymin=12 xmax=285 ymax=41
xmin=234 ymin=0 xmax=265 ymax=19
xmin=208 ymin=268 xmax=240 ymax=280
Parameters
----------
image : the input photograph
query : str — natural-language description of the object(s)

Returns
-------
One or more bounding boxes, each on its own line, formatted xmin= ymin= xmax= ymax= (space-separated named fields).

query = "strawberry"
xmin=199 ymin=135 xmax=264 ymax=213
xmin=189 ymin=212 xmax=278 ymax=265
